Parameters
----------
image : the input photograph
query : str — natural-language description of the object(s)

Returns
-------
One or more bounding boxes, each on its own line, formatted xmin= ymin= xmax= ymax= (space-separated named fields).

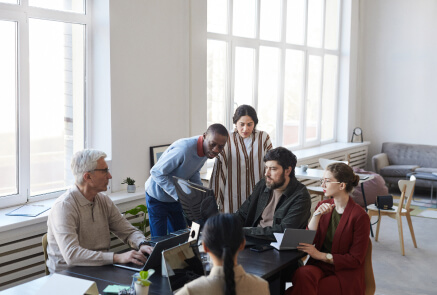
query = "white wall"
xmin=359 ymin=0 xmax=437 ymax=165
xmin=108 ymin=0 xmax=206 ymax=192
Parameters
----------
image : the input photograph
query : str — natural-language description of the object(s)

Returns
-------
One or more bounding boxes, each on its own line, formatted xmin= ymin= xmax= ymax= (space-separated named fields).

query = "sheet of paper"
xmin=6 ymin=204 xmax=50 ymax=217
xmin=270 ymin=233 xmax=284 ymax=250
xmin=273 ymin=233 xmax=284 ymax=244
xmin=38 ymin=273 xmax=98 ymax=295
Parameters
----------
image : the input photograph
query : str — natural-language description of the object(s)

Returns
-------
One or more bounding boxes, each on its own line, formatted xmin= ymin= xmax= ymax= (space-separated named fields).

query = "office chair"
xmin=42 ymin=233 xmax=49 ymax=275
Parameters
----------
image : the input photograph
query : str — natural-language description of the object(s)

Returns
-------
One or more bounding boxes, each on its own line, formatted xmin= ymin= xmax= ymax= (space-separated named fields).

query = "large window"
xmin=0 ymin=1 xmax=89 ymax=208
xmin=207 ymin=0 xmax=342 ymax=148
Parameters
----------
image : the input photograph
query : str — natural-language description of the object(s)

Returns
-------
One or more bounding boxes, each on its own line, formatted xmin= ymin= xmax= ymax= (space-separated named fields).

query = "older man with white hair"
xmin=46 ymin=149 xmax=153 ymax=273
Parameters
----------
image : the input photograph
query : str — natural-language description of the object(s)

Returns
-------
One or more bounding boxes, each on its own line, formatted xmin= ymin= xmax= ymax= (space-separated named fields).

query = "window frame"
xmin=0 ymin=1 xmax=91 ymax=208
xmin=207 ymin=0 xmax=343 ymax=149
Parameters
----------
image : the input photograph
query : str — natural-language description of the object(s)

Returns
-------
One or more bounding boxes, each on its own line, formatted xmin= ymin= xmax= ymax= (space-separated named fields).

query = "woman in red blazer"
xmin=286 ymin=163 xmax=370 ymax=295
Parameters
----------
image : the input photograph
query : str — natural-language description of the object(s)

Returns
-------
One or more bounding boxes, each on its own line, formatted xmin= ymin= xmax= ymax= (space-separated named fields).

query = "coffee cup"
xmin=300 ymin=165 xmax=308 ymax=172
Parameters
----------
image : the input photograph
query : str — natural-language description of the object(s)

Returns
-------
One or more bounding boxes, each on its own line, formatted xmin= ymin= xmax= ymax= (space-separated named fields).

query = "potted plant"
xmin=125 ymin=204 xmax=150 ymax=237
xmin=122 ymin=177 xmax=136 ymax=193
xmin=133 ymin=269 xmax=154 ymax=295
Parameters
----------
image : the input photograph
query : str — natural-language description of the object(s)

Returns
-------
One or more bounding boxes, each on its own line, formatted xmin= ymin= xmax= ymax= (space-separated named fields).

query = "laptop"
xmin=113 ymin=232 xmax=189 ymax=272
xmin=270 ymin=229 xmax=316 ymax=250
xmin=359 ymin=175 xmax=370 ymax=180
xmin=162 ymin=241 xmax=204 ymax=293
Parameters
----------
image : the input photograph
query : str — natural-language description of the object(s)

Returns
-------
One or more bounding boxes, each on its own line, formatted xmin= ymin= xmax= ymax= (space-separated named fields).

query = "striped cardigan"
xmin=210 ymin=130 xmax=272 ymax=213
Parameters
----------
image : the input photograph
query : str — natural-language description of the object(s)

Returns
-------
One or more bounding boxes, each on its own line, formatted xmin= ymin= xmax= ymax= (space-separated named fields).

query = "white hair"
xmin=71 ymin=149 xmax=107 ymax=185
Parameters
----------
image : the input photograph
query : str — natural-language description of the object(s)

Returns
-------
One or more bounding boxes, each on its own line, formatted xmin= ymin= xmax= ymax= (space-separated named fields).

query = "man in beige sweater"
xmin=46 ymin=149 xmax=153 ymax=273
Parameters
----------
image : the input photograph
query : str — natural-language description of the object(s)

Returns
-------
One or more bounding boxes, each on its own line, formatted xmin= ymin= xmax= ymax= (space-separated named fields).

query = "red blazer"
xmin=308 ymin=197 xmax=370 ymax=295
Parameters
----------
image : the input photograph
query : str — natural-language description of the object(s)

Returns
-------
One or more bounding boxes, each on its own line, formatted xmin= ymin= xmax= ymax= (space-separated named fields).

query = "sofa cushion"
xmin=382 ymin=142 xmax=437 ymax=167
xmin=379 ymin=165 xmax=419 ymax=177
xmin=414 ymin=167 xmax=437 ymax=174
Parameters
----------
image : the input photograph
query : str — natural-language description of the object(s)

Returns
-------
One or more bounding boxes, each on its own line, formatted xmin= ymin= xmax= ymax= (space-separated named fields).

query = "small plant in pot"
xmin=133 ymin=269 xmax=154 ymax=295
xmin=122 ymin=177 xmax=136 ymax=193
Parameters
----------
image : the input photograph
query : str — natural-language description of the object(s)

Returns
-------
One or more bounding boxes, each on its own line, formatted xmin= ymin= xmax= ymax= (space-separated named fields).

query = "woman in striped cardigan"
xmin=210 ymin=105 xmax=273 ymax=213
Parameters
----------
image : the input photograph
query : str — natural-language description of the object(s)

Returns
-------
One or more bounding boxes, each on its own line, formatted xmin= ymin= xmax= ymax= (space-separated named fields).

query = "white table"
xmin=295 ymin=167 xmax=325 ymax=180
xmin=295 ymin=167 xmax=374 ymax=184
xmin=2 ymin=276 xmax=49 ymax=295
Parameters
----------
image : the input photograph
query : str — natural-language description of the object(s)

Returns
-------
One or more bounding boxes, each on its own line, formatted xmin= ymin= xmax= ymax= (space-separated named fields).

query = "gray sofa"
xmin=372 ymin=142 xmax=437 ymax=188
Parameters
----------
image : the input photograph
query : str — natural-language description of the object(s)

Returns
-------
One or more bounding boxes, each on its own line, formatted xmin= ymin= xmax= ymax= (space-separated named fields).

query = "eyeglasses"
xmin=319 ymin=178 xmax=341 ymax=185
xmin=89 ymin=168 xmax=110 ymax=174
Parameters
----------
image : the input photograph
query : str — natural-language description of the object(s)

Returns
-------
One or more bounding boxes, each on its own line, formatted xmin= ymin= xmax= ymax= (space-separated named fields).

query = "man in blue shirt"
xmin=145 ymin=124 xmax=228 ymax=237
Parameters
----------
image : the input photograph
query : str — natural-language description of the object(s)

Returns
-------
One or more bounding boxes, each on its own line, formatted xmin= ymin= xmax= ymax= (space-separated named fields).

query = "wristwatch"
xmin=326 ymin=253 xmax=333 ymax=262
xmin=138 ymin=240 xmax=150 ymax=249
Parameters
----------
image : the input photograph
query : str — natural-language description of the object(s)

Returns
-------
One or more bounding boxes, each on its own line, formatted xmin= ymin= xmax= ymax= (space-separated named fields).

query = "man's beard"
xmin=265 ymin=172 xmax=286 ymax=190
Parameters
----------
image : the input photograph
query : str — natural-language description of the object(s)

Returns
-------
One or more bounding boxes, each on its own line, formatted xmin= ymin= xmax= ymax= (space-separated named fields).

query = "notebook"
xmin=270 ymin=229 xmax=316 ymax=250
xmin=113 ymin=232 xmax=189 ymax=272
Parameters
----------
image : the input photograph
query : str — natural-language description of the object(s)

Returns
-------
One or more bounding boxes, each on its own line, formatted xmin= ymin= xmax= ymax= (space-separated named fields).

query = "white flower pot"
xmin=134 ymin=282 xmax=149 ymax=295
xmin=127 ymin=185 xmax=136 ymax=193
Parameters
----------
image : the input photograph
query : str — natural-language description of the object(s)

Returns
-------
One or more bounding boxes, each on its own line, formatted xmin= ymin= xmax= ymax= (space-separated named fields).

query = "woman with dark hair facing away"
xmin=286 ymin=163 xmax=370 ymax=295
xmin=176 ymin=214 xmax=270 ymax=295
xmin=210 ymin=105 xmax=273 ymax=213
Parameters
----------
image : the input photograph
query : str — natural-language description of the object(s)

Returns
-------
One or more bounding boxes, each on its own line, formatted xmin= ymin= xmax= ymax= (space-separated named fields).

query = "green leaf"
xmin=135 ymin=269 xmax=155 ymax=286
xmin=125 ymin=205 xmax=148 ymax=216
xmin=121 ymin=177 xmax=136 ymax=185
xmin=140 ymin=270 xmax=148 ymax=280
xmin=124 ymin=204 xmax=150 ymax=238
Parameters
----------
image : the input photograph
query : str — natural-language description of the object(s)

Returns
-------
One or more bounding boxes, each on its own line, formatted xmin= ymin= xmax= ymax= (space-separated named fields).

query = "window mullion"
xmin=229 ymin=41 xmax=235 ymax=129
xmin=253 ymin=0 xmax=261 ymax=110
xmin=227 ymin=0 xmax=233 ymax=129
xmin=26 ymin=6 xmax=88 ymax=25
xmin=19 ymin=12 xmax=30 ymax=205
xmin=276 ymin=0 xmax=287 ymax=147
xmin=301 ymin=49 xmax=309 ymax=147
xmin=301 ymin=0 xmax=309 ymax=147
xmin=317 ymin=56 xmax=325 ymax=144
xmin=333 ymin=0 xmax=344 ymax=142
xmin=317 ymin=0 xmax=327 ymax=143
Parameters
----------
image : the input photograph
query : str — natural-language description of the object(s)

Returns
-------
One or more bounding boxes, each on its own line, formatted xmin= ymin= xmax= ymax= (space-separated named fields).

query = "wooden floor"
xmin=371 ymin=188 xmax=436 ymax=295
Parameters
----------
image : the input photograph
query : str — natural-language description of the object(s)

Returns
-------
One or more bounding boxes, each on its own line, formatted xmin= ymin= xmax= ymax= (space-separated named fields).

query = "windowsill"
xmin=291 ymin=141 xmax=370 ymax=162
xmin=0 ymin=187 xmax=146 ymax=234
xmin=200 ymin=141 xmax=371 ymax=182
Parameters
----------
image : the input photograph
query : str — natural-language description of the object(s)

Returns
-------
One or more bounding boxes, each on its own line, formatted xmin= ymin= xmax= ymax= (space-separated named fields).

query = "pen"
xmin=314 ymin=204 xmax=335 ymax=216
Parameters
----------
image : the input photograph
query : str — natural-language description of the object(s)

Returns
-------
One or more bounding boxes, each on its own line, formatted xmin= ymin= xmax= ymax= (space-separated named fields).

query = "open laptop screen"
xmin=113 ymin=232 xmax=189 ymax=272
xmin=162 ymin=242 xmax=204 ymax=292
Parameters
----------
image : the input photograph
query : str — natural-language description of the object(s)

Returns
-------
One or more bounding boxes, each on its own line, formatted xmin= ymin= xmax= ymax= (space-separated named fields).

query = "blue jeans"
xmin=146 ymin=192 xmax=187 ymax=238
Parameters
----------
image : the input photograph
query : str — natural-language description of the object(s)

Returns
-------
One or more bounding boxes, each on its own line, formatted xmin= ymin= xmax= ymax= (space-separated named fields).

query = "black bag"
xmin=375 ymin=195 xmax=393 ymax=210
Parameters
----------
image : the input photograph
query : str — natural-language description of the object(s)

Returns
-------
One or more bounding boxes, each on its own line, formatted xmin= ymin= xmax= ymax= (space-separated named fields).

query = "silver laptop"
xmin=270 ymin=229 xmax=316 ymax=250
xmin=114 ymin=232 xmax=189 ymax=272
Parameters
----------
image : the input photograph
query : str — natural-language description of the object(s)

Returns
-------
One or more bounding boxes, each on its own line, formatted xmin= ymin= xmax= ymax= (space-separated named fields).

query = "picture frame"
xmin=150 ymin=144 xmax=170 ymax=167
